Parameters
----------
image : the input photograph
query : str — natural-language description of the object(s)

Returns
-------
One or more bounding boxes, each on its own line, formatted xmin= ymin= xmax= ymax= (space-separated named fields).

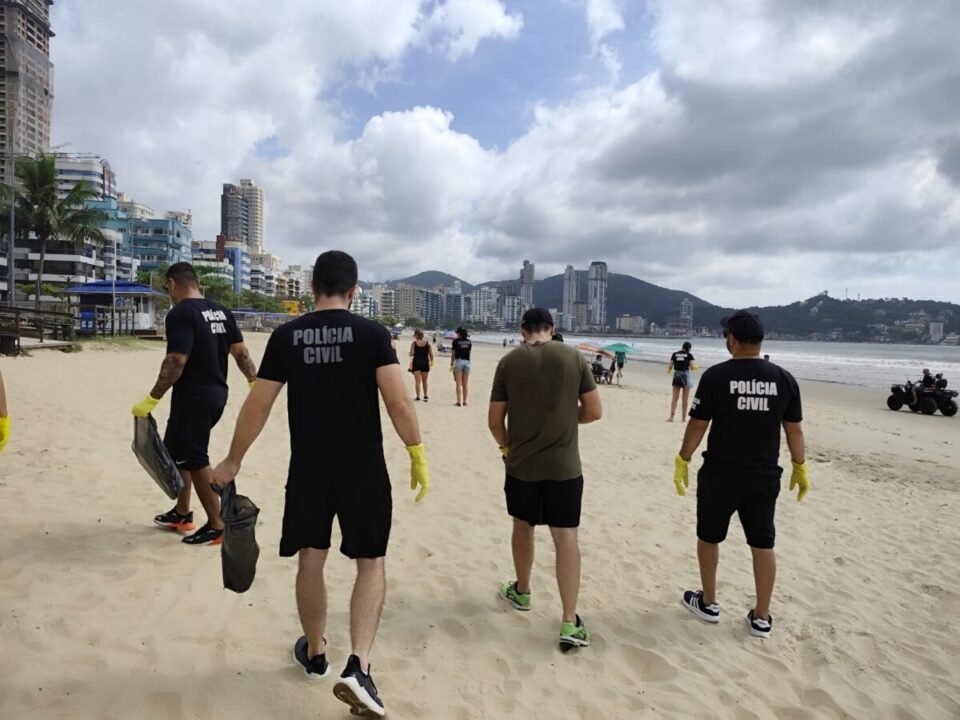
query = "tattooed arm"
xmin=149 ymin=353 xmax=188 ymax=399
xmin=229 ymin=342 xmax=258 ymax=383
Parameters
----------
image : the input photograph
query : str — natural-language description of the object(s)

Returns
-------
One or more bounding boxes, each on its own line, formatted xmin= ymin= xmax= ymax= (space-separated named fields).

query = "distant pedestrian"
xmin=451 ymin=327 xmax=473 ymax=406
xmin=489 ymin=309 xmax=602 ymax=650
xmin=409 ymin=329 xmax=434 ymax=402
xmin=673 ymin=310 xmax=809 ymax=640
xmin=667 ymin=341 xmax=698 ymax=422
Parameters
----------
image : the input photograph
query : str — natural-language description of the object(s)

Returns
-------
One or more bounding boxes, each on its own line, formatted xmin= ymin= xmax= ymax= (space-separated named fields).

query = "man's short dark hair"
xmin=521 ymin=308 xmax=554 ymax=334
xmin=312 ymin=251 xmax=358 ymax=297
xmin=165 ymin=262 xmax=198 ymax=287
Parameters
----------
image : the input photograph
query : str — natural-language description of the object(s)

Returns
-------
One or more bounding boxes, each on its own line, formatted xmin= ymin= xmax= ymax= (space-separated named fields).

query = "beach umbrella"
xmin=576 ymin=342 xmax=613 ymax=357
xmin=603 ymin=343 xmax=633 ymax=353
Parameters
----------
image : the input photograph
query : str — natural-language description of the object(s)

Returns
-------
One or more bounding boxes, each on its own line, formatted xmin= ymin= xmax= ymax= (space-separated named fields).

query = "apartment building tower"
xmin=1 ymin=0 xmax=54 ymax=184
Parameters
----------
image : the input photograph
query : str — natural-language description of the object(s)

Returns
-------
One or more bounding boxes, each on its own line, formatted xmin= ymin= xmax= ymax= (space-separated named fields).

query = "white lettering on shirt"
xmin=201 ymin=309 xmax=229 ymax=334
xmin=292 ymin=325 xmax=355 ymax=364
xmin=729 ymin=379 xmax=777 ymax=412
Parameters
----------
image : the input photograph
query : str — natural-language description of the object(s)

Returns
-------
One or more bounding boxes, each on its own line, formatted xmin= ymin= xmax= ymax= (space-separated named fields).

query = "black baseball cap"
xmin=721 ymin=310 xmax=764 ymax=341
xmin=521 ymin=308 xmax=554 ymax=329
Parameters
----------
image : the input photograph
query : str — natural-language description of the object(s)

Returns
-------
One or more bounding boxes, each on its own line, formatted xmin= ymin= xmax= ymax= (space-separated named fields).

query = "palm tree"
xmin=4 ymin=155 xmax=107 ymax=308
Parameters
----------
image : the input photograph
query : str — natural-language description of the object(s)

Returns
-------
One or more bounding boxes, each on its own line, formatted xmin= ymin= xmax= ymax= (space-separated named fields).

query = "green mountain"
xmin=391 ymin=271 xmax=474 ymax=293
xmin=378 ymin=268 xmax=960 ymax=340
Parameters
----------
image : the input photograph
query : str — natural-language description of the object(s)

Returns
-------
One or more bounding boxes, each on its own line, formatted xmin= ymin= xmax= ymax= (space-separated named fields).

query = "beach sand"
xmin=1 ymin=336 xmax=958 ymax=719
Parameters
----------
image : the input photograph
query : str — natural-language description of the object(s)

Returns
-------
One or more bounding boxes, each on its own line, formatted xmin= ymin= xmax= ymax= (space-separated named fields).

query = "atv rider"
xmin=911 ymin=369 xmax=937 ymax=405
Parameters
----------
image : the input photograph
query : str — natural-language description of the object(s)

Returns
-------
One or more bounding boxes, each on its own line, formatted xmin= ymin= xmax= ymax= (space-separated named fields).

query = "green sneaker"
xmin=559 ymin=615 xmax=590 ymax=651
xmin=499 ymin=581 xmax=532 ymax=611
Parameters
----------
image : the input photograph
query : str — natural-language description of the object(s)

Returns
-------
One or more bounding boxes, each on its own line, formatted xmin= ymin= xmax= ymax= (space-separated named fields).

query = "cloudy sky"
xmin=51 ymin=1 xmax=960 ymax=306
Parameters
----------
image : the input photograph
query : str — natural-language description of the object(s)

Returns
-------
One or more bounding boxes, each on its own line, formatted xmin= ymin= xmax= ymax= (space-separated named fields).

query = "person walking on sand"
xmin=489 ymin=309 xmax=602 ymax=651
xmin=0 ymin=368 xmax=9 ymax=454
xmin=451 ymin=326 xmax=473 ymax=406
xmin=212 ymin=251 xmax=430 ymax=718
xmin=667 ymin=341 xmax=697 ymax=421
xmin=409 ymin=329 xmax=433 ymax=402
xmin=131 ymin=262 xmax=257 ymax=546
xmin=672 ymin=310 xmax=810 ymax=640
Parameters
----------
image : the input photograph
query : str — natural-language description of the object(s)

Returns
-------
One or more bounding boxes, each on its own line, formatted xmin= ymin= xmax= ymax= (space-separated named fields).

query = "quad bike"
xmin=887 ymin=376 xmax=958 ymax=417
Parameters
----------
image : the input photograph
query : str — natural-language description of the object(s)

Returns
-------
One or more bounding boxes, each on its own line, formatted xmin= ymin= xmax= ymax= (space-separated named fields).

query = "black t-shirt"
xmin=165 ymin=298 xmax=243 ymax=406
xmin=453 ymin=338 xmax=472 ymax=360
xmin=920 ymin=375 xmax=936 ymax=388
xmin=257 ymin=310 xmax=399 ymax=479
xmin=671 ymin=350 xmax=694 ymax=371
xmin=689 ymin=358 xmax=802 ymax=476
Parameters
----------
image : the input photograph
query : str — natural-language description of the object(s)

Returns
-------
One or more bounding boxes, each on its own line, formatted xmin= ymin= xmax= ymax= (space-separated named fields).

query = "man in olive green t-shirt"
xmin=488 ymin=308 xmax=603 ymax=650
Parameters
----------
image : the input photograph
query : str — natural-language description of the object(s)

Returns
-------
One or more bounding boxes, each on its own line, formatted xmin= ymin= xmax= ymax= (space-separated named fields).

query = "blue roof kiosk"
xmin=61 ymin=281 xmax=167 ymax=335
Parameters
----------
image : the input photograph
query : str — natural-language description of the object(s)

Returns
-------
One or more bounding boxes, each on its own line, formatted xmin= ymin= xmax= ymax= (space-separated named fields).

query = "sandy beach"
xmin=1 ymin=335 xmax=958 ymax=719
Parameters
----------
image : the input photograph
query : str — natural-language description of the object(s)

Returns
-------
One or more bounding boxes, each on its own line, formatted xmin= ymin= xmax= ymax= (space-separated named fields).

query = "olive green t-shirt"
xmin=490 ymin=341 xmax=597 ymax=481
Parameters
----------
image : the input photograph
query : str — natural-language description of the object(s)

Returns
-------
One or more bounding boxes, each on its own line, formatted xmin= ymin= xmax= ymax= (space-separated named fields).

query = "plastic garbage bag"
xmin=132 ymin=415 xmax=183 ymax=500
xmin=214 ymin=481 xmax=260 ymax=593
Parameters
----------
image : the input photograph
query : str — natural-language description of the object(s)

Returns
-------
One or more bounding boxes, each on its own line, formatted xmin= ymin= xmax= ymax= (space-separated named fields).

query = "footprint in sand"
xmin=622 ymin=645 xmax=679 ymax=682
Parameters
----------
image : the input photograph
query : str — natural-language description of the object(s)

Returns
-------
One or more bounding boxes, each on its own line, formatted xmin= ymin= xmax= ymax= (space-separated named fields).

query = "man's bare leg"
xmin=698 ymin=540 xmax=720 ymax=605
xmin=550 ymin=527 xmax=580 ymax=623
xmin=297 ymin=549 xmax=329 ymax=657
xmin=190 ymin=466 xmax=223 ymax=530
xmin=511 ymin=519 xmax=535 ymax=594
xmin=351 ymin=557 xmax=386 ymax=672
xmin=751 ymin=547 xmax=776 ymax=619
xmin=175 ymin=470 xmax=194 ymax=515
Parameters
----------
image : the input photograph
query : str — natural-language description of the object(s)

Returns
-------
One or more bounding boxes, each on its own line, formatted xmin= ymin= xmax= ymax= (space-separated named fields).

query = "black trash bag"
xmin=131 ymin=415 xmax=184 ymax=500
xmin=214 ymin=481 xmax=260 ymax=593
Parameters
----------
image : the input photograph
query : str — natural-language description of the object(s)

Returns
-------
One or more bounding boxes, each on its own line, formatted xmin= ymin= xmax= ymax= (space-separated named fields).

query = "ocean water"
xmin=471 ymin=334 xmax=960 ymax=389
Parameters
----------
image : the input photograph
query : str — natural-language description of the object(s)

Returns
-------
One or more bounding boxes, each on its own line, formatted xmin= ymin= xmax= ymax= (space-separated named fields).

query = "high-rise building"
xmin=519 ymin=260 xmax=535 ymax=310
xmin=562 ymin=265 xmax=590 ymax=331
xmin=165 ymin=210 xmax=192 ymax=230
xmin=117 ymin=193 xmax=155 ymax=220
xmin=588 ymin=261 xmax=608 ymax=328
xmin=221 ymin=183 xmax=249 ymax=245
xmin=239 ymin=179 xmax=264 ymax=253
xmin=0 ymin=0 xmax=54 ymax=184
xmin=55 ymin=157 xmax=116 ymax=200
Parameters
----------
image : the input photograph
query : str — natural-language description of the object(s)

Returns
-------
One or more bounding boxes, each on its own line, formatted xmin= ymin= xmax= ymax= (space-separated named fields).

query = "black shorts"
xmin=696 ymin=469 xmax=780 ymax=549
xmin=163 ymin=401 xmax=225 ymax=472
xmin=280 ymin=470 xmax=392 ymax=559
xmin=504 ymin=475 xmax=583 ymax=528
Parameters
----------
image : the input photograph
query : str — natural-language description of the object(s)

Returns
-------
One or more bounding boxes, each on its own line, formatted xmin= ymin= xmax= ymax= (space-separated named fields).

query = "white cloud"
xmin=420 ymin=0 xmax=524 ymax=60
xmin=50 ymin=0 xmax=960 ymax=305
xmin=585 ymin=0 xmax=626 ymax=46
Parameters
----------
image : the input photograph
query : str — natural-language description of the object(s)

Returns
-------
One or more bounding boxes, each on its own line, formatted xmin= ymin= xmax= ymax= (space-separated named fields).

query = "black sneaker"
xmin=293 ymin=636 xmax=330 ymax=679
xmin=682 ymin=590 xmax=720 ymax=623
xmin=746 ymin=609 xmax=773 ymax=639
xmin=154 ymin=507 xmax=195 ymax=532
xmin=333 ymin=655 xmax=385 ymax=717
xmin=181 ymin=523 xmax=223 ymax=546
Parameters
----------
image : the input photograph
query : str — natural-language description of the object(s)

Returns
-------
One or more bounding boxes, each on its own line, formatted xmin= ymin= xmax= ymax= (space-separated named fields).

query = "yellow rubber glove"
xmin=499 ymin=446 xmax=509 ymax=459
xmin=691 ymin=363 xmax=700 ymax=371
xmin=449 ymin=365 xmax=454 ymax=373
xmin=673 ymin=454 xmax=689 ymax=497
xmin=430 ymin=359 xmax=435 ymax=368
xmin=131 ymin=394 xmax=160 ymax=418
xmin=666 ymin=367 xmax=673 ymax=375
xmin=248 ymin=380 xmax=256 ymax=390
xmin=790 ymin=462 xmax=810 ymax=501
xmin=406 ymin=443 xmax=430 ymax=502
xmin=0 ymin=416 xmax=9 ymax=454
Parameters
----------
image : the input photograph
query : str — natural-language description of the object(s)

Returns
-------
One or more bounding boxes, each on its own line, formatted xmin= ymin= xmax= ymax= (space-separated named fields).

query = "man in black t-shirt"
xmin=131 ymin=263 xmax=257 ymax=546
xmin=672 ymin=310 xmax=810 ymax=640
xmin=211 ymin=251 xmax=429 ymax=718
